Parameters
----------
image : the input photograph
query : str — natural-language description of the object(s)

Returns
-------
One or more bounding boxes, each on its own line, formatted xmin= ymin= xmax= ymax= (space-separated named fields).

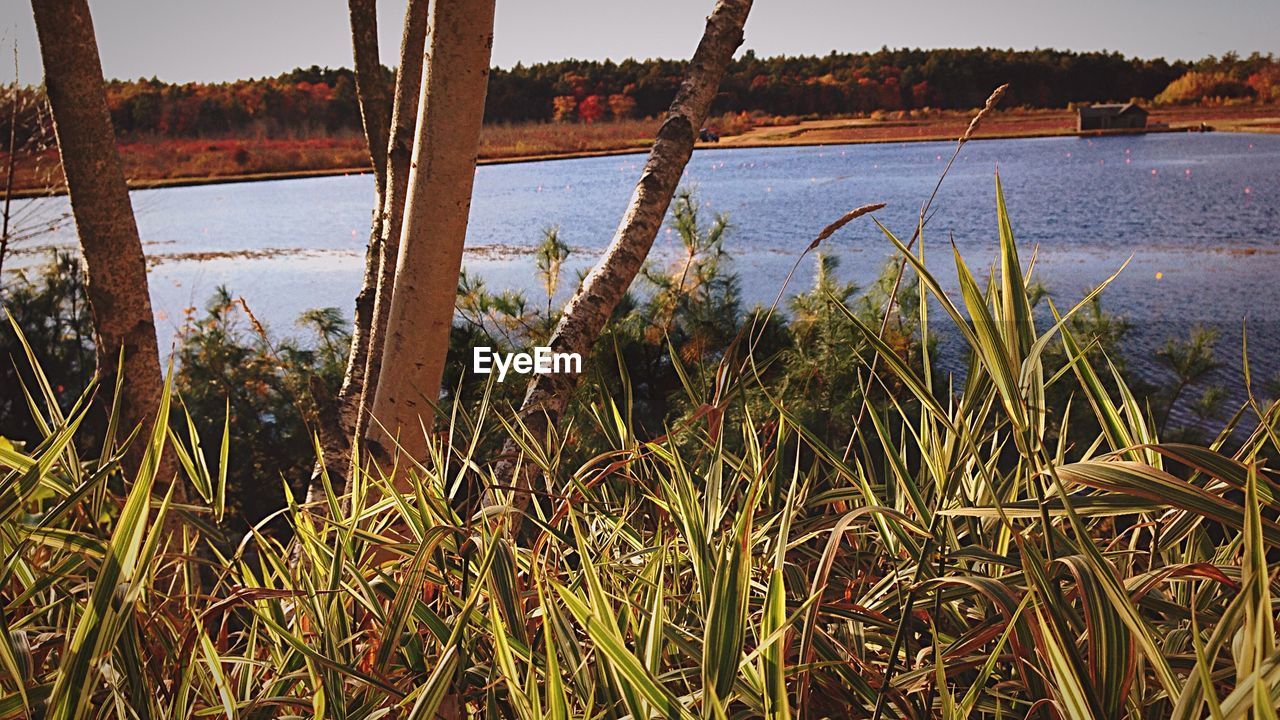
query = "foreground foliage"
xmin=2 ymin=181 xmax=1279 ymax=719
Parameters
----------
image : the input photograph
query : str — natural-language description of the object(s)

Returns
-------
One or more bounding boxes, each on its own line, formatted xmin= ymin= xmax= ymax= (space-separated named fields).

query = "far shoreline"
xmin=7 ymin=110 xmax=1278 ymax=200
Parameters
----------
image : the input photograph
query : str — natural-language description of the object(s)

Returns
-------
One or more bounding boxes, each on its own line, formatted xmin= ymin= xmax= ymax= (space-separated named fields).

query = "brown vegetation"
xmin=721 ymin=104 xmax=1280 ymax=146
xmin=2 ymin=105 xmax=1278 ymax=198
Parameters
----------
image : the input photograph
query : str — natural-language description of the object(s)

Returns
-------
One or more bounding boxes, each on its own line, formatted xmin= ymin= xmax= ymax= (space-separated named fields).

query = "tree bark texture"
xmin=320 ymin=0 xmax=393 ymax=474
xmin=346 ymin=0 xmax=391 ymax=199
xmin=491 ymin=0 xmax=752 ymax=516
xmin=313 ymin=0 xmax=428 ymax=494
xmin=356 ymin=0 xmax=429 ymax=446
xmin=31 ymin=0 xmax=180 ymax=492
xmin=365 ymin=0 xmax=496 ymax=477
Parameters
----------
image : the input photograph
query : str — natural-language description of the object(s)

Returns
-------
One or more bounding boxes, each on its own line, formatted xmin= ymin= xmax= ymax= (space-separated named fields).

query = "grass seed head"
xmin=961 ymin=83 xmax=1010 ymax=144
xmin=808 ymin=202 xmax=887 ymax=251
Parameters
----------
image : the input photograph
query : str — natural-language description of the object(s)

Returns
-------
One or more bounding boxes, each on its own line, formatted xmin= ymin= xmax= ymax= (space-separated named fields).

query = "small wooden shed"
xmin=1077 ymin=103 xmax=1149 ymax=132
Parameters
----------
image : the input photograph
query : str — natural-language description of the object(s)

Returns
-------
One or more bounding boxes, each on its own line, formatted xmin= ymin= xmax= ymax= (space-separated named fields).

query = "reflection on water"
xmin=8 ymin=132 xmax=1280 ymax=420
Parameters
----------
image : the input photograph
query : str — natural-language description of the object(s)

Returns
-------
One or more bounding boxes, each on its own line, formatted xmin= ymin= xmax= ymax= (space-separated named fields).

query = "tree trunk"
xmin=30 ymin=0 xmax=181 ymax=493
xmin=490 ymin=0 xmax=752 ymax=518
xmin=320 ymin=0 xmax=392 ymax=476
xmin=313 ymin=0 xmax=427 ymax=492
xmin=364 ymin=0 xmax=496 ymax=478
xmin=346 ymin=0 xmax=391 ymax=200
xmin=356 ymin=0 xmax=429 ymax=447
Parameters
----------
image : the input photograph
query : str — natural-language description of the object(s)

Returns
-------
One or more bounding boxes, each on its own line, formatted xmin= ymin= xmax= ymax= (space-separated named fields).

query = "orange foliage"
xmin=552 ymin=95 xmax=577 ymax=123
xmin=607 ymin=93 xmax=637 ymax=119
xmin=1248 ymin=66 xmax=1280 ymax=103
xmin=1156 ymin=71 xmax=1256 ymax=104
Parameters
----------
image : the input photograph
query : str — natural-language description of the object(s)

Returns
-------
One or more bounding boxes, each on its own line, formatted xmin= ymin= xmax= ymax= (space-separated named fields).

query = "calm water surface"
xmin=10 ymin=132 xmax=1280 ymax=412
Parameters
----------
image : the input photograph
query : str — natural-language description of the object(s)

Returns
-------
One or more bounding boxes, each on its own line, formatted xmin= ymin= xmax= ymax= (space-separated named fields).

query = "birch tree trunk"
xmin=346 ymin=0 xmax=391 ymax=200
xmin=356 ymin=0 xmax=429 ymax=445
xmin=313 ymin=0 xmax=428 ymax=493
xmin=30 ymin=0 xmax=180 ymax=492
xmin=316 ymin=0 xmax=393 ymax=480
xmin=365 ymin=0 xmax=496 ymax=477
xmin=491 ymin=0 xmax=752 ymax=517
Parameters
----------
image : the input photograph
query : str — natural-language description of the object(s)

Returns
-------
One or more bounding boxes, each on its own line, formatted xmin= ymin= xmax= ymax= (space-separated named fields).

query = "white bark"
xmin=311 ymin=0 xmax=428 ymax=494
xmin=491 ymin=0 xmax=753 ymax=517
xmin=356 ymin=0 xmax=430 ymax=446
xmin=365 ymin=0 xmax=497 ymax=479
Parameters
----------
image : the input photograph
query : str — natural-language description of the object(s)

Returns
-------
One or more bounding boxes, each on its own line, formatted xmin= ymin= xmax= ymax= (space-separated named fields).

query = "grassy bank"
xmin=4 ymin=105 xmax=1278 ymax=199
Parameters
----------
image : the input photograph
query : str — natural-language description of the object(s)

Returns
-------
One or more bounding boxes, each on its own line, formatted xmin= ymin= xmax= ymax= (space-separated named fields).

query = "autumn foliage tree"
xmin=551 ymin=94 xmax=576 ymax=122
xmin=1156 ymin=70 xmax=1257 ymax=104
xmin=607 ymin=92 xmax=637 ymax=119
xmin=576 ymin=94 xmax=606 ymax=123
xmin=1248 ymin=65 xmax=1280 ymax=103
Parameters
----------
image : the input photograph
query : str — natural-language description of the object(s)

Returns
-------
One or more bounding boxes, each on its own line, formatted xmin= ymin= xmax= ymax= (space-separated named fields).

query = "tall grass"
xmin=3 ymin=170 xmax=1280 ymax=718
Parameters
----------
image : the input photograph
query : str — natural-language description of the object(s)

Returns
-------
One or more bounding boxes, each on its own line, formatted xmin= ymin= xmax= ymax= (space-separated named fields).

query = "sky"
xmin=1 ymin=0 xmax=1277 ymax=86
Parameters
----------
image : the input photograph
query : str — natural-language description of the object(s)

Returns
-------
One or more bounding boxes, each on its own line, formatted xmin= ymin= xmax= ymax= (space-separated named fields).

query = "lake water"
xmin=9 ymin=132 xmax=1280 ymax=420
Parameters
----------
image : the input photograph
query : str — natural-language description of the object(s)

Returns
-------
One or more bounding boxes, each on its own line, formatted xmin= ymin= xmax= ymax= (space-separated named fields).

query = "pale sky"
xmin=1 ymin=0 xmax=1277 ymax=86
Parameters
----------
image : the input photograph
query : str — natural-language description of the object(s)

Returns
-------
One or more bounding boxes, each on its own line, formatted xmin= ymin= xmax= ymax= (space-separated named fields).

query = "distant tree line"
xmin=5 ymin=48 xmax=1280 ymax=146
xmin=488 ymin=48 xmax=1189 ymax=123
xmin=1155 ymin=53 xmax=1280 ymax=104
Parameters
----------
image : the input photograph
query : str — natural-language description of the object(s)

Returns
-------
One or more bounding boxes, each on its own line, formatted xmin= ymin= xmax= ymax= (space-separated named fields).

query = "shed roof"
xmin=1078 ymin=102 xmax=1147 ymax=117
